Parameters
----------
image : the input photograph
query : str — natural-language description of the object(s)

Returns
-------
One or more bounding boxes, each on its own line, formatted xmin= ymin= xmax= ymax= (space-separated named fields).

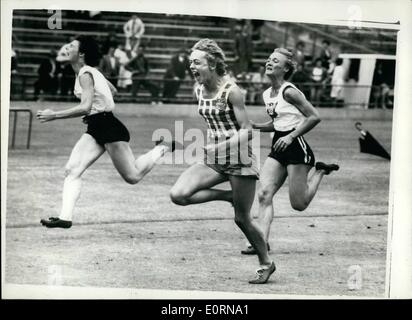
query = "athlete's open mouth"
xmin=56 ymin=44 xmax=70 ymax=62
xmin=192 ymin=70 xmax=201 ymax=80
xmin=56 ymin=53 xmax=69 ymax=62
xmin=265 ymin=65 xmax=274 ymax=73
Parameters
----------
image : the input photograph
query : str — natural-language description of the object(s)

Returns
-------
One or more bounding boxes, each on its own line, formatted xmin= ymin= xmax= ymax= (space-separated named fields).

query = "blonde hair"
xmin=191 ymin=38 xmax=227 ymax=76
xmin=274 ymin=48 xmax=297 ymax=79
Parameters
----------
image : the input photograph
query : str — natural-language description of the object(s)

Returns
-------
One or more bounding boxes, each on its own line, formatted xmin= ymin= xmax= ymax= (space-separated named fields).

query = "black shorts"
xmin=268 ymin=129 xmax=315 ymax=167
xmin=84 ymin=112 xmax=130 ymax=146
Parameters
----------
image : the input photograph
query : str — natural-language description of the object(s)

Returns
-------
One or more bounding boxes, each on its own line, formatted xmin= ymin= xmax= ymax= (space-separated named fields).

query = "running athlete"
xmin=169 ymin=39 xmax=275 ymax=284
xmin=241 ymin=48 xmax=339 ymax=255
xmin=37 ymin=36 xmax=174 ymax=229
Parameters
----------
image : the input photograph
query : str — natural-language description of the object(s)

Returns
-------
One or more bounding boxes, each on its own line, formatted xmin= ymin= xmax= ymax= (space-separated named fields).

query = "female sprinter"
xmin=169 ymin=39 xmax=275 ymax=284
xmin=37 ymin=36 xmax=174 ymax=229
xmin=241 ymin=48 xmax=339 ymax=255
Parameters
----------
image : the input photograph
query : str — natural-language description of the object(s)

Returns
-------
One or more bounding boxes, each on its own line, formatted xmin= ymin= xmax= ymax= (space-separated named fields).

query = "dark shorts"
xmin=268 ymin=129 xmax=315 ymax=167
xmin=83 ymin=112 xmax=130 ymax=146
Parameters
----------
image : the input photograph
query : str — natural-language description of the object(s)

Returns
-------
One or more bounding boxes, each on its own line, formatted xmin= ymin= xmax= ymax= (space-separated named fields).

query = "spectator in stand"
xmin=162 ymin=48 xmax=193 ymax=103
xmin=294 ymin=41 xmax=306 ymax=67
xmin=234 ymin=21 xmax=253 ymax=76
xmin=319 ymin=39 xmax=332 ymax=70
xmin=290 ymin=62 xmax=312 ymax=99
xmin=114 ymin=44 xmax=133 ymax=91
xmin=330 ymin=58 xmax=345 ymax=107
xmin=58 ymin=63 xmax=75 ymax=97
xmin=123 ymin=14 xmax=145 ymax=52
xmin=371 ymin=63 xmax=390 ymax=109
xmin=310 ymin=58 xmax=328 ymax=107
xmin=248 ymin=65 xmax=270 ymax=105
xmin=125 ymin=45 xmax=161 ymax=105
xmin=99 ymin=45 xmax=120 ymax=87
xmin=34 ymin=50 xmax=60 ymax=100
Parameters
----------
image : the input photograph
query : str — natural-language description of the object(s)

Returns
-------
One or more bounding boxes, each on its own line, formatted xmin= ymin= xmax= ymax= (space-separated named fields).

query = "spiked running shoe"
xmin=40 ymin=217 xmax=72 ymax=229
xmin=315 ymin=162 xmax=339 ymax=175
xmin=249 ymin=261 xmax=276 ymax=284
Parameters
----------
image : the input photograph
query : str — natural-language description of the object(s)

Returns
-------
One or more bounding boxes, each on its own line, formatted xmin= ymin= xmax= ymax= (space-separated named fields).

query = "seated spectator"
xmin=310 ymin=58 xmax=328 ymax=107
xmin=162 ymin=49 xmax=193 ymax=103
xmin=99 ymin=45 xmax=120 ymax=87
xmin=34 ymin=50 xmax=60 ymax=101
xmin=114 ymin=44 xmax=133 ymax=91
xmin=125 ymin=45 xmax=161 ymax=105
xmin=123 ymin=14 xmax=145 ymax=52
xmin=248 ymin=65 xmax=270 ymax=105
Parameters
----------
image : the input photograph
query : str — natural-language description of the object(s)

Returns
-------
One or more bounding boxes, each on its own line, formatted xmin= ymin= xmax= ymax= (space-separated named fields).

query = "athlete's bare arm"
xmin=106 ymin=80 xmax=118 ymax=96
xmin=250 ymin=119 xmax=275 ymax=132
xmin=283 ymin=87 xmax=321 ymax=138
xmin=36 ymin=73 xmax=94 ymax=122
xmin=273 ymin=87 xmax=321 ymax=152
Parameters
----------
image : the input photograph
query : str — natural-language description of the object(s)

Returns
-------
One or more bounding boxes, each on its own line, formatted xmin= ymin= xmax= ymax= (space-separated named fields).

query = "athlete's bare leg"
xmin=170 ymin=163 xmax=231 ymax=206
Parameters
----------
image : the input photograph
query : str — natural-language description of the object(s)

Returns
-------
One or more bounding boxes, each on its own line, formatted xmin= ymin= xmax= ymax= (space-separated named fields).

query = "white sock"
xmin=59 ymin=176 xmax=82 ymax=221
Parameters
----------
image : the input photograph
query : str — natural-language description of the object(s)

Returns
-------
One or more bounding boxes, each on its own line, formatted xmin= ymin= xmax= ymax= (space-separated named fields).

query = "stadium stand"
xmin=10 ymin=10 xmax=397 ymax=104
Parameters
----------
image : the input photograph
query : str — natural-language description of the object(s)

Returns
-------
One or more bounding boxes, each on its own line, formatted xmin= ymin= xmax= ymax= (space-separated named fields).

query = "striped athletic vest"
xmin=195 ymin=81 xmax=241 ymax=141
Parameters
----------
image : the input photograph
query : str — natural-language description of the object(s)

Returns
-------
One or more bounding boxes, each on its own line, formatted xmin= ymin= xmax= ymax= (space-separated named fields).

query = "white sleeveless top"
xmin=262 ymin=82 xmax=305 ymax=131
xmin=74 ymin=65 xmax=115 ymax=115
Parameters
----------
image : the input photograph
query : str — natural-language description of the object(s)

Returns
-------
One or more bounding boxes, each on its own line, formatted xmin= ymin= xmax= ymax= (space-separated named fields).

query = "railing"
xmin=9 ymin=73 xmax=394 ymax=109
xmin=9 ymin=108 xmax=33 ymax=149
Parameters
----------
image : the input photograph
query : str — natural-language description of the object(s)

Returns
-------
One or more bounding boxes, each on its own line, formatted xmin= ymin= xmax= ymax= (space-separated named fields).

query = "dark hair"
xmin=335 ymin=58 xmax=343 ymax=66
xmin=191 ymin=38 xmax=227 ymax=76
xmin=322 ymin=39 xmax=330 ymax=46
xmin=75 ymin=35 xmax=101 ymax=67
